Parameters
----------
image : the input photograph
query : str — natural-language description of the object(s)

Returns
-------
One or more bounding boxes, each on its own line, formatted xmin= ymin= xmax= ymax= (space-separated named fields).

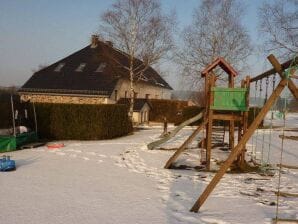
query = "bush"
xmin=34 ymin=103 xmax=132 ymax=140
xmin=148 ymin=99 xmax=188 ymax=123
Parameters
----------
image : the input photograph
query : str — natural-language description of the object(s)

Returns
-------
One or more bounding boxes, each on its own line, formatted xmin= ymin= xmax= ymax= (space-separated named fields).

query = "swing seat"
xmin=0 ymin=158 xmax=16 ymax=171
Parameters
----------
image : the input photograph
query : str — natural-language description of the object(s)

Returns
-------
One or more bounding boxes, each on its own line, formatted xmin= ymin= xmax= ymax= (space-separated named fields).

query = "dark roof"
xmin=19 ymin=40 xmax=172 ymax=96
xmin=201 ymin=57 xmax=238 ymax=77
xmin=117 ymin=98 xmax=152 ymax=112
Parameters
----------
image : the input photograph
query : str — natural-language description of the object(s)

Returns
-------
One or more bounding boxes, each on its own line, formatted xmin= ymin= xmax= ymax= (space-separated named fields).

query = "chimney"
xmin=105 ymin=41 xmax=113 ymax=47
xmin=91 ymin=35 xmax=99 ymax=48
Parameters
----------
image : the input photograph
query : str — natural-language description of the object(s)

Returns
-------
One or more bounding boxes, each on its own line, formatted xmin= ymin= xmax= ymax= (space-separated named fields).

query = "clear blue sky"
xmin=0 ymin=0 xmax=264 ymax=88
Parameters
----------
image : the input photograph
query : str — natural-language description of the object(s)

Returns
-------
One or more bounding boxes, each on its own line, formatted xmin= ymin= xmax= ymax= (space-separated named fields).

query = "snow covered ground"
xmin=0 ymin=113 xmax=297 ymax=224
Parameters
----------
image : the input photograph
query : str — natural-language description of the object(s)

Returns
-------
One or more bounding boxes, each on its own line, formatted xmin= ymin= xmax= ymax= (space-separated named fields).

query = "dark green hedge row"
xmin=35 ymin=103 xmax=132 ymax=140
xmin=148 ymin=99 xmax=188 ymax=123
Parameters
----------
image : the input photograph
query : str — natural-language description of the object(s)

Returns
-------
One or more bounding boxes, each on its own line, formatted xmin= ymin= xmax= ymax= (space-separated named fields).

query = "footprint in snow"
xmin=56 ymin=152 xmax=66 ymax=156
xmin=87 ymin=152 xmax=96 ymax=155
xmin=98 ymin=154 xmax=107 ymax=158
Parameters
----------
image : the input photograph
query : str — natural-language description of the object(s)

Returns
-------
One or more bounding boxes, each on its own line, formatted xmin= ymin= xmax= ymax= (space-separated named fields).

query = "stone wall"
xmin=20 ymin=94 xmax=111 ymax=104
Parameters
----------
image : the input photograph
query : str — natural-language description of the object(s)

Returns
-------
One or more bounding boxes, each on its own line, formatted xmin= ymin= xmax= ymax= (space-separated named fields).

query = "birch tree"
xmin=177 ymin=0 xmax=252 ymax=87
xmin=100 ymin=0 xmax=175 ymax=119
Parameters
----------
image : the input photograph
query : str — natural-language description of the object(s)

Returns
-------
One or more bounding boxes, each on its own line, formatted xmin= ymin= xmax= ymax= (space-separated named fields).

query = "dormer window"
xmin=95 ymin=63 xmax=106 ymax=72
xmin=75 ymin=63 xmax=86 ymax=72
xmin=54 ymin=63 xmax=65 ymax=72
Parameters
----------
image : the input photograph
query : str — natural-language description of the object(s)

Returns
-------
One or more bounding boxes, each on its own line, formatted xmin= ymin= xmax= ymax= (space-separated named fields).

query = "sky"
xmin=0 ymin=0 xmax=265 ymax=89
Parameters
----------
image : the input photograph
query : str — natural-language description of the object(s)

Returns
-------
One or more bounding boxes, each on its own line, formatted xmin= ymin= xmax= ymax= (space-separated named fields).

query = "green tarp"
xmin=0 ymin=132 xmax=37 ymax=153
xmin=211 ymin=87 xmax=248 ymax=112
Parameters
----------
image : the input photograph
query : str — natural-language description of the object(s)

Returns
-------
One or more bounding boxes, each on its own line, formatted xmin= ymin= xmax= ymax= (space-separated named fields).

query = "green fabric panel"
xmin=0 ymin=136 xmax=16 ymax=153
xmin=0 ymin=132 xmax=37 ymax=152
xmin=15 ymin=132 xmax=38 ymax=148
xmin=211 ymin=87 xmax=248 ymax=112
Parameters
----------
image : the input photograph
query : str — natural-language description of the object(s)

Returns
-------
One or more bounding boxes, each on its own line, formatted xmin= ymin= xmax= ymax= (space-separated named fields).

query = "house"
xmin=117 ymin=98 xmax=152 ymax=124
xmin=19 ymin=35 xmax=173 ymax=104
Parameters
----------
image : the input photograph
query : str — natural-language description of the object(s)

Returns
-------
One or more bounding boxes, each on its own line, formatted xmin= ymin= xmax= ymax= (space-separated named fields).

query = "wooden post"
xmin=240 ymin=76 xmax=250 ymax=167
xmin=190 ymin=55 xmax=288 ymax=213
xmin=229 ymin=73 xmax=235 ymax=151
xmin=10 ymin=95 xmax=16 ymax=137
xmin=32 ymin=102 xmax=38 ymax=134
xmin=206 ymin=75 xmax=215 ymax=170
xmin=164 ymin=119 xmax=208 ymax=169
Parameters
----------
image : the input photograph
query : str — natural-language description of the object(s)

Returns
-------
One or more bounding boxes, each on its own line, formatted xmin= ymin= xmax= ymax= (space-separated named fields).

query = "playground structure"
xmin=148 ymin=54 xmax=298 ymax=219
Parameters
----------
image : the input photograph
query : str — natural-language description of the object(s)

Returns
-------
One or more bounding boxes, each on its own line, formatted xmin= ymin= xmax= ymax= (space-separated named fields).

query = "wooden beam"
xmin=272 ymin=218 xmax=298 ymax=224
xmin=250 ymin=57 xmax=298 ymax=83
xmin=206 ymin=75 xmax=215 ymax=170
xmin=274 ymin=191 xmax=298 ymax=198
xmin=267 ymin=54 xmax=298 ymax=100
xmin=164 ymin=118 xmax=208 ymax=169
xmin=190 ymin=77 xmax=288 ymax=212
xmin=213 ymin=114 xmax=242 ymax=121
xmin=277 ymin=163 xmax=298 ymax=169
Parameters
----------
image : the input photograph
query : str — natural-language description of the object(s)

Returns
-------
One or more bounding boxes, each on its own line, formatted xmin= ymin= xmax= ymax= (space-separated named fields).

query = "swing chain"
xmin=265 ymin=76 xmax=269 ymax=102
xmin=272 ymin=74 xmax=276 ymax=90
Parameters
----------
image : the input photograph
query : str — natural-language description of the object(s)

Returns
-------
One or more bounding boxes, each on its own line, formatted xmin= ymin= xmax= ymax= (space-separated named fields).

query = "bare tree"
xmin=100 ymin=0 xmax=175 ymax=118
xmin=177 ymin=0 xmax=252 ymax=88
xmin=259 ymin=0 xmax=298 ymax=59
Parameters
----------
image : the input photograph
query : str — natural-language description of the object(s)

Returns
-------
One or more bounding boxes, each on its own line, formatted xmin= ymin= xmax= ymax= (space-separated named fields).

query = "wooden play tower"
xmin=165 ymin=57 xmax=250 ymax=170
xmin=160 ymin=54 xmax=298 ymax=214
xmin=201 ymin=57 xmax=249 ymax=170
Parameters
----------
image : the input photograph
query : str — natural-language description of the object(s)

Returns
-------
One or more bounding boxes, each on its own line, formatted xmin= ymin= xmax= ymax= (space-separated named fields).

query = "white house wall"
xmin=111 ymin=79 xmax=172 ymax=101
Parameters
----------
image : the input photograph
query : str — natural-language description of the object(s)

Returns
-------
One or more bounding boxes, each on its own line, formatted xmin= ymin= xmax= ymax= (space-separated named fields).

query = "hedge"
xmin=34 ymin=103 xmax=132 ymax=140
xmin=148 ymin=99 xmax=188 ymax=123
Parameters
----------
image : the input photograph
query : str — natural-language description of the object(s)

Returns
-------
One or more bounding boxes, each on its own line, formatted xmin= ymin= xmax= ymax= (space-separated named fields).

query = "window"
xmin=114 ymin=90 xmax=118 ymax=101
xmin=95 ymin=63 xmax=106 ymax=72
xmin=145 ymin=94 xmax=150 ymax=99
xmin=75 ymin=63 xmax=86 ymax=72
xmin=54 ymin=63 xmax=65 ymax=72
xmin=124 ymin=91 xmax=128 ymax=98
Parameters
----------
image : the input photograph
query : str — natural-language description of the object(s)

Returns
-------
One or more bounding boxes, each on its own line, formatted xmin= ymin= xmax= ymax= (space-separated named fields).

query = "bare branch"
xmin=176 ymin=0 xmax=252 ymax=88
xmin=258 ymin=0 xmax=298 ymax=60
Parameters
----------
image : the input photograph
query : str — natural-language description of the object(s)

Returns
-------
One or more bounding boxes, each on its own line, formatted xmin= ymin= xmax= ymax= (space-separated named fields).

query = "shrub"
xmin=148 ymin=99 xmax=188 ymax=123
xmin=34 ymin=103 xmax=132 ymax=140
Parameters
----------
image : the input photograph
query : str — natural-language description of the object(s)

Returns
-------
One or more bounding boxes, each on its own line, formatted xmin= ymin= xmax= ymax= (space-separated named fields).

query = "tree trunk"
xmin=129 ymin=65 xmax=134 ymax=121
xmin=147 ymin=111 xmax=205 ymax=150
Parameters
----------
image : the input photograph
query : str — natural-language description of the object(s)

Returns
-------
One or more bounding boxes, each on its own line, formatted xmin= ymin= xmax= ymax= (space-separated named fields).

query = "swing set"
xmin=150 ymin=54 xmax=298 ymax=222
